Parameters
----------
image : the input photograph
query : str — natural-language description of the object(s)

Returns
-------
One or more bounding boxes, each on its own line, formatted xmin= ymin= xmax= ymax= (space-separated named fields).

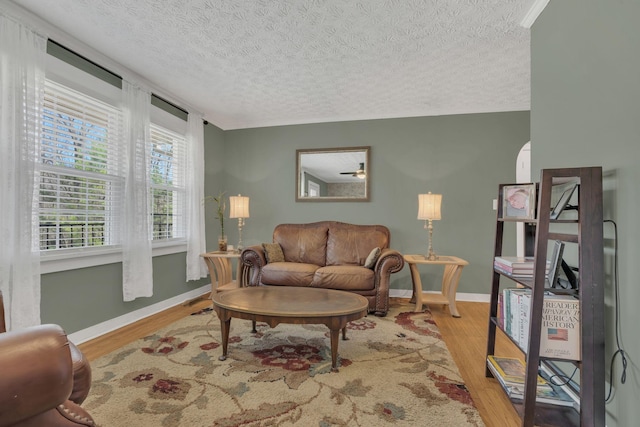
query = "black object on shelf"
xmin=550 ymin=183 xmax=578 ymax=220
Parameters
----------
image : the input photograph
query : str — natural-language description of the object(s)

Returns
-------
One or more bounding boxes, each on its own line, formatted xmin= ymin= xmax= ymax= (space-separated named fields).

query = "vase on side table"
xmin=218 ymin=236 xmax=228 ymax=252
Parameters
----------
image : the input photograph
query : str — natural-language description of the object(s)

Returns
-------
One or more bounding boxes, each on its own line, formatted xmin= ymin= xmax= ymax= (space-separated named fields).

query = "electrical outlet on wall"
xmin=492 ymin=199 xmax=498 ymax=210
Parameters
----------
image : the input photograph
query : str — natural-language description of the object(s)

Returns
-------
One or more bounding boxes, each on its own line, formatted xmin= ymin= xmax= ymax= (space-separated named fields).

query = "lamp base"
xmin=236 ymin=218 xmax=245 ymax=254
xmin=425 ymin=219 xmax=438 ymax=261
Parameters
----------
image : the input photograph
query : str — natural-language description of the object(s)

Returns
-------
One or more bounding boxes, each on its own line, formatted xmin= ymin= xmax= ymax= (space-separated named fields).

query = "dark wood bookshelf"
xmin=486 ymin=167 xmax=605 ymax=427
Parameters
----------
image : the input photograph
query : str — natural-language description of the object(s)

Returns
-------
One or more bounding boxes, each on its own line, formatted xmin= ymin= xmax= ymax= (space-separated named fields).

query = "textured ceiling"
xmin=12 ymin=0 xmax=534 ymax=130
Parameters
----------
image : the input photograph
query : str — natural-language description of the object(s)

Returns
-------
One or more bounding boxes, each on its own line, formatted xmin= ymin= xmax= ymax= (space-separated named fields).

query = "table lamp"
xmin=229 ymin=194 xmax=249 ymax=252
xmin=418 ymin=192 xmax=442 ymax=260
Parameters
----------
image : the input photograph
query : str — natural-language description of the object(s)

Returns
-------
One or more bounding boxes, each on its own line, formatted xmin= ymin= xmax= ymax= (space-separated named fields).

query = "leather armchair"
xmin=0 ymin=292 xmax=95 ymax=426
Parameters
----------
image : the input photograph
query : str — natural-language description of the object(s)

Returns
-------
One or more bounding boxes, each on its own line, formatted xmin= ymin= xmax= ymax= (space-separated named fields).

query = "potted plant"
xmin=207 ymin=191 xmax=227 ymax=251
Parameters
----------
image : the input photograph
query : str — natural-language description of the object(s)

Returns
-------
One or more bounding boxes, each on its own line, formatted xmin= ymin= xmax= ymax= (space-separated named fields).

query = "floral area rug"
xmin=84 ymin=300 xmax=484 ymax=426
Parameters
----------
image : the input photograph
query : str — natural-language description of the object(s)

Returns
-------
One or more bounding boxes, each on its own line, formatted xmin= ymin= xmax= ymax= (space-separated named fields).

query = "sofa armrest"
xmin=68 ymin=341 xmax=92 ymax=405
xmin=241 ymin=245 xmax=267 ymax=286
xmin=375 ymin=248 xmax=405 ymax=274
xmin=0 ymin=324 xmax=73 ymax=426
xmin=0 ymin=325 xmax=95 ymax=427
xmin=368 ymin=249 xmax=405 ymax=316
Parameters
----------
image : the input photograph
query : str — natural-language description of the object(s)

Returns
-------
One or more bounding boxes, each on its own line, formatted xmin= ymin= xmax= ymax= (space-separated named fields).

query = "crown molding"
xmin=520 ymin=0 xmax=550 ymax=28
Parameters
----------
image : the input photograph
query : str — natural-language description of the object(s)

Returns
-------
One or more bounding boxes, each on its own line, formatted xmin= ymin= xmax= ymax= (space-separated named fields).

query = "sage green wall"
xmin=40 ymin=122 xmax=226 ymax=334
xmin=204 ymin=122 xmax=228 ymax=250
xmin=41 ymin=254 xmax=209 ymax=333
xmin=531 ymin=1 xmax=639 ymax=425
xmin=218 ymin=112 xmax=530 ymax=295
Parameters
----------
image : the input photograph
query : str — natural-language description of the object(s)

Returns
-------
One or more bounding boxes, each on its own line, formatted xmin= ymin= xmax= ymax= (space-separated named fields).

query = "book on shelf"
xmin=494 ymin=256 xmax=536 ymax=268
xmin=494 ymin=264 xmax=536 ymax=277
xmin=487 ymin=355 xmax=549 ymax=387
xmin=533 ymin=383 xmax=577 ymax=407
xmin=504 ymin=288 xmax=528 ymax=339
xmin=540 ymin=294 xmax=581 ymax=360
xmin=486 ymin=356 xmax=576 ymax=407
xmin=539 ymin=361 xmax=581 ymax=410
xmin=501 ymin=288 xmax=531 ymax=341
xmin=494 ymin=256 xmax=550 ymax=277
xmin=519 ymin=292 xmax=531 ymax=352
xmin=499 ymin=289 xmax=581 ymax=360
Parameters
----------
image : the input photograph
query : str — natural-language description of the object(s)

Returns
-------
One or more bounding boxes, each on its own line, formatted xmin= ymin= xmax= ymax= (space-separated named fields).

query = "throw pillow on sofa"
xmin=262 ymin=243 xmax=285 ymax=263
xmin=364 ymin=247 xmax=381 ymax=269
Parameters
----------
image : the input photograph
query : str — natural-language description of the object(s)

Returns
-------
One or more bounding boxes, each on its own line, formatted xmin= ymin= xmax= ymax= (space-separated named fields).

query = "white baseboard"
xmin=389 ymin=289 xmax=490 ymax=303
xmin=68 ymin=284 xmax=211 ymax=344
xmin=70 ymin=286 xmax=489 ymax=344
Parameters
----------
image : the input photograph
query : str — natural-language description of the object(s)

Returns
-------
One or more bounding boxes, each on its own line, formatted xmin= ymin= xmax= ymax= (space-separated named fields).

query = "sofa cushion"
xmin=326 ymin=222 xmax=390 ymax=266
xmin=261 ymin=262 xmax=319 ymax=287
xmin=310 ymin=265 xmax=375 ymax=291
xmin=262 ymin=242 xmax=285 ymax=263
xmin=273 ymin=223 xmax=328 ymax=266
xmin=364 ymin=247 xmax=381 ymax=269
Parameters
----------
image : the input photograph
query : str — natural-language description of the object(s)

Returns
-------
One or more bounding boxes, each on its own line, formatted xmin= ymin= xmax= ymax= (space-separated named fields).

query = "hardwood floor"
xmin=78 ymin=296 xmax=521 ymax=427
xmin=77 ymin=294 xmax=213 ymax=361
xmin=429 ymin=300 xmax=522 ymax=427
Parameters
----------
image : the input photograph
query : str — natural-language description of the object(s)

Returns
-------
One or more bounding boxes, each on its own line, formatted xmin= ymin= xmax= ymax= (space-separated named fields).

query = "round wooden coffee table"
xmin=211 ymin=287 xmax=369 ymax=372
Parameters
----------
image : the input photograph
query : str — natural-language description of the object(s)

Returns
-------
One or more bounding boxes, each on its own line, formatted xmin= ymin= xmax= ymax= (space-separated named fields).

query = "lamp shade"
xmin=417 ymin=192 xmax=442 ymax=220
xmin=229 ymin=194 xmax=250 ymax=218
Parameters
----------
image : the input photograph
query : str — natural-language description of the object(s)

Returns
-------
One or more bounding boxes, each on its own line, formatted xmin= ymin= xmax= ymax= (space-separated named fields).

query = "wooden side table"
xmin=403 ymin=254 xmax=469 ymax=317
xmin=200 ymin=251 xmax=249 ymax=293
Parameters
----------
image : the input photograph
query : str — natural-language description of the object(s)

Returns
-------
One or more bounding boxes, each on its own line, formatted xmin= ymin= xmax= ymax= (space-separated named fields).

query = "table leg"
xmin=219 ymin=316 xmax=231 ymax=361
xmin=204 ymin=257 xmax=235 ymax=292
xmin=442 ymin=265 xmax=464 ymax=318
xmin=235 ymin=258 xmax=242 ymax=287
xmin=408 ymin=263 xmax=424 ymax=312
xmin=342 ymin=326 xmax=348 ymax=340
xmin=251 ymin=320 xmax=257 ymax=333
xmin=329 ymin=328 xmax=340 ymax=372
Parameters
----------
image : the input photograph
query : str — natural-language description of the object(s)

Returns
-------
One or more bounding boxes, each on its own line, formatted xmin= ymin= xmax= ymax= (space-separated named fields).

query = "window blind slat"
xmin=39 ymin=79 xmax=187 ymax=251
xmin=40 ymin=80 xmax=124 ymax=251
xmin=150 ymin=124 xmax=186 ymax=240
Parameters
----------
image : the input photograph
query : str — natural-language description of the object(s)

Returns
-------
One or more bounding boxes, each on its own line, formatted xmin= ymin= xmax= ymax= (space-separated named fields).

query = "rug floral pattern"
xmin=84 ymin=301 xmax=485 ymax=426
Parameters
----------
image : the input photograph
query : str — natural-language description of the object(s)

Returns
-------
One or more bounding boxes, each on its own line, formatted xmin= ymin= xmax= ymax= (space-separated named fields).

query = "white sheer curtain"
xmin=0 ymin=15 xmax=46 ymax=330
xmin=121 ymin=80 xmax=153 ymax=301
xmin=185 ymin=113 xmax=208 ymax=281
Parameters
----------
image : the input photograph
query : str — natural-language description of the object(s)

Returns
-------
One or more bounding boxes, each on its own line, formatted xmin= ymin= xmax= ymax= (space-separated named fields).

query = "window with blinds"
xmin=39 ymin=80 xmax=124 ymax=251
xmin=149 ymin=124 xmax=186 ymax=241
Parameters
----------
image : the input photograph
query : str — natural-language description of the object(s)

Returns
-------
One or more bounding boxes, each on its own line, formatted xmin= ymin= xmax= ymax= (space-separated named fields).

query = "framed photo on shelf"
xmin=502 ymin=184 xmax=536 ymax=220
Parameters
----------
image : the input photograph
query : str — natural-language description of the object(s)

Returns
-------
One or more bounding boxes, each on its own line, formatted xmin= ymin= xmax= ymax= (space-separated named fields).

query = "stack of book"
xmin=486 ymin=355 xmax=577 ymax=407
xmin=494 ymin=256 xmax=549 ymax=277
xmin=500 ymin=288 xmax=531 ymax=347
xmin=499 ymin=288 xmax=581 ymax=360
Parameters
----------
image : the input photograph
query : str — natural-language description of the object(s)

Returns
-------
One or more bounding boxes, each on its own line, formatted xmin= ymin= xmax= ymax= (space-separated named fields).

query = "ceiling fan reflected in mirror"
xmin=340 ymin=162 xmax=366 ymax=179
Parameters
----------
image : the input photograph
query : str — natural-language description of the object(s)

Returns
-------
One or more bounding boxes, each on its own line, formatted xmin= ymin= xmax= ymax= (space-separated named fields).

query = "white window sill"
xmin=40 ymin=240 xmax=188 ymax=274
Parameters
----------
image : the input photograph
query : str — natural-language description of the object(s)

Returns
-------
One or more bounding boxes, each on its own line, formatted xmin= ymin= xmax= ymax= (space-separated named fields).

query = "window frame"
xmin=39 ymin=79 xmax=124 ymax=253
xmin=149 ymin=122 xmax=188 ymax=243
xmin=40 ymin=54 xmax=187 ymax=275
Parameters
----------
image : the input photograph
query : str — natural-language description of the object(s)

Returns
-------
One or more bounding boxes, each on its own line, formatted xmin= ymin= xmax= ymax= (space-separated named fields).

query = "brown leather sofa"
xmin=241 ymin=221 xmax=404 ymax=316
xmin=0 ymin=292 xmax=95 ymax=426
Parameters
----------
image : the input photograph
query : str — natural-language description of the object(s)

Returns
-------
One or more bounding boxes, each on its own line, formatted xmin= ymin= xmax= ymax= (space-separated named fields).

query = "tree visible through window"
xmin=149 ymin=124 xmax=186 ymax=241
xmin=39 ymin=80 xmax=124 ymax=251
xmin=38 ymin=80 xmax=187 ymax=251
